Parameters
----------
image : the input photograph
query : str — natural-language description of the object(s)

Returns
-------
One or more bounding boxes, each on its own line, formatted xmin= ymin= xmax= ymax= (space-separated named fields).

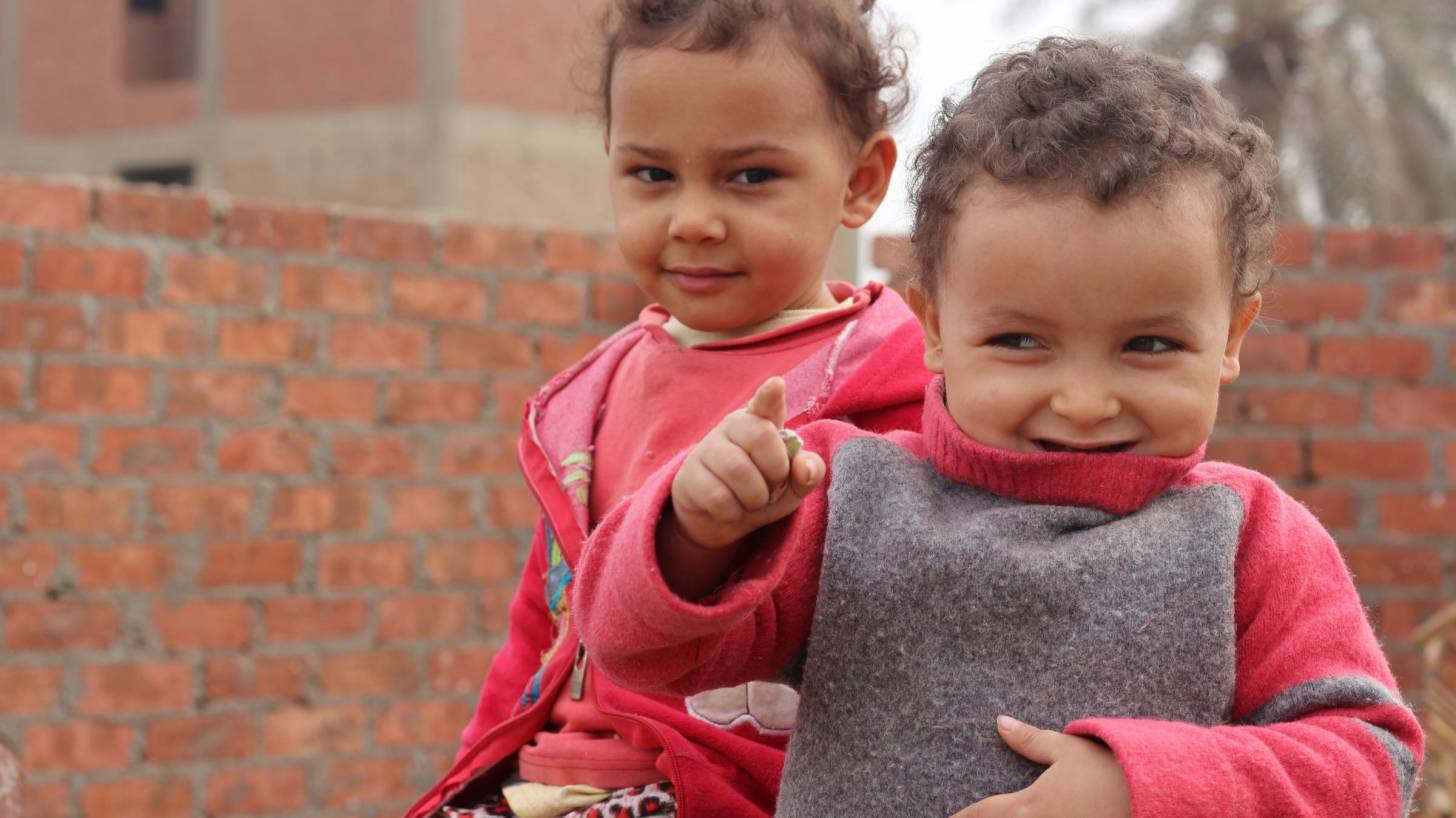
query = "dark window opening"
xmin=119 ymin=163 xmax=195 ymax=187
xmin=123 ymin=0 xmax=196 ymax=84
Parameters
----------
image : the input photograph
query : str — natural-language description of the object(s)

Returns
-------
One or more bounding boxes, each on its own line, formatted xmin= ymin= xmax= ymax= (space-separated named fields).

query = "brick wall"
xmin=0 ymin=171 xmax=1450 ymax=816
xmin=0 ymin=175 xmax=641 ymax=817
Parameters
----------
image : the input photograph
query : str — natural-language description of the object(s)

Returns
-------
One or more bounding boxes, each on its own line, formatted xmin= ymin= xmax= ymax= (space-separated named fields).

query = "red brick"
xmin=320 ymin=757 xmax=415 ymax=807
xmin=0 ymin=179 xmax=89 ymax=233
xmin=219 ymin=317 xmax=317 ymax=365
xmin=218 ymin=428 xmax=314 ymax=474
xmin=165 ymin=370 xmax=271 ymax=419
xmin=593 ymin=278 xmax=644 ymax=324
xmin=480 ymin=585 xmax=515 ymax=632
xmin=72 ymin=544 xmax=171 ymax=589
xmin=24 ymin=721 xmax=132 ymax=771
xmin=198 ymin=540 xmax=302 ymax=587
xmin=205 ymin=766 xmax=308 ymax=815
xmin=1237 ymin=332 xmax=1309 ymax=375
xmin=439 ymin=432 xmax=517 ymax=477
xmin=331 ymin=432 xmax=419 ymax=478
xmin=319 ymin=540 xmax=413 ymax=589
xmin=0 ymin=239 xmax=22 ymax=288
xmin=1447 ymin=442 xmax=1456 ymax=479
xmin=1375 ymin=598 xmax=1446 ymax=641
xmin=1373 ymin=388 xmax=1456 ymax=430
xmin=1384 ymin=280 xmax=1456 ymax=325
xmin=1288 ymin=487 xmax=1357 ymax=531
xmin=1378 ymin=491 xmax=1456 ymax=536
xmin=0 ymin=423 xmax=81 ymax=473
xmin=0 ymin=364 xmax=18 ymax=410
xmin=23 ymin=484 xmax=133 ymax=535
xmin=437 ymin=326 xmax=535 ymax=372
xmin=542 ymin=332 xmax=610 ymax=373
xmin=1271 ymin=224 xmax=1315 ymax=268
xmin=152 ymin=599 xmax=253 ymax=649
xmin=145 ymin=714 xmax=255 ymax=762
xmin=148 ymin=484 xmax=254 ymax=534
xmin=1324 ymin=227 xmax=1446 ymax=272
xmin=544 ymin=231 xmax=628 ymax=275
xmin=490 ymin=483 xmax=540 ymax=528
xmin=0 ymin=300 xmax=86 ymax=351
xmin=378 ymin=592 xmax=471 ymax=641
xmin=423 ymin=539 xmax=517 ymax=587
xmin=1342 ymin=544 xmax=1444 ymax=588
xmin=391 ymin=271 xmax=487 ymax=321
xmin=388 ymin=486 xmax=474 ymax=533
xmin=78 ymin=660 xmax=192 ymax=714
xmin=494 ymin=379 xmax=540 ymax=423
xmin=205 ymin=655 xmax=308 ymax=702
xmin=321 ymin=649 xmax=420 ymax=695
xmin=4 ymin=600 xmax=119 ymax=650
xmin=270 ymin=485 xmax=370 ymax=532
xmin=21 ymin=780 xmax=69 ymax=818
xmin=263 ymin=597 xmax=369 ymax=642
xmin=385 ymin=379 xmax=485 ymax=424
xmin=93 ymin=427 xmax=202 ymax=475
xmin=442 ymin=224 xmax=538 ymax=271
xmin=280 ymin=263 xmax=377 ymax=314
xmin=98 ymin=187 xmax=212 ymax=240
xmin=331 ymin=320 xmax=427 ymax=369
xmin=35 ymin=365 xmax=150 ymax=415
xmin=80 ymin=776 xmax=192 ymax=818
xmin=1310 ymin=440 xmax=1430 ymax=482
xmin=376 ymin=698 xmax=473 ymax=747
xmin=262 ymin=704 xmax=368 ymax=755
xmin=0 ymin=665 xmax=64 ymax=713
xmin=222 ymin=203 xmax=330 ymax=253
xmin=284 ymin=376 xmax=377 ymax=421
xmin=1243 ymin=388 xmax=1361 ymax=428
xmin=33 ymin=245 xmax=146 ymax=298
xmin=1317 ymin=336 xmax=1432 ymax=381
xmin=98 ymin=307 xmax=205 ymax=359
xmin=163 ymin=254 xmax=268 ymax=306
xmin=0 ymin=542 xmax=58 ymax=590
xmin=497 ymin=278 xmax=585 ymax=326
xmin=1205 ymin=436 xmax=1302 ymax=478
xmin=339 ymin=216 xmax=433 ymax=263
xmin=1261 ymin=279 xmax=1367 ymax=324
xmin=428 ymin=646 xmax=496 ymax=694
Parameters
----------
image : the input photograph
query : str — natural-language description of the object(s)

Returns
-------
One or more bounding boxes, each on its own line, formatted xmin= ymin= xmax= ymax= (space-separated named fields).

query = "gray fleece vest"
xmin=776 ymin=437 xmax=1243 ymax=817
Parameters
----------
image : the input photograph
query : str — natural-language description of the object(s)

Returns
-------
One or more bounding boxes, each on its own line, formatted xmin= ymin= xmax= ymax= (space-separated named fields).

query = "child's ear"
xmin=907 ymin=284 xmax=946 ymax=374
xmin=841 ymin=132 xmax=897 ymax=229
xmin=1220 ymin=292 xmax=1262 ymax=384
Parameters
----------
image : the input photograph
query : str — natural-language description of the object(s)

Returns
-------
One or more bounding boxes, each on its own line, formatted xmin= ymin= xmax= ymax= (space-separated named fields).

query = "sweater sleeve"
xmin=1066 ymin=470 xmax=1423 ymax=817
xmin=573 ymin=422 xmax=862 ymax=697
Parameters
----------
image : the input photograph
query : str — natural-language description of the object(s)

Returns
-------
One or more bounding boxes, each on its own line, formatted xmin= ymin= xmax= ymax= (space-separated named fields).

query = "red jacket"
xmin=404 ymin=282 xmax=933 ymax=818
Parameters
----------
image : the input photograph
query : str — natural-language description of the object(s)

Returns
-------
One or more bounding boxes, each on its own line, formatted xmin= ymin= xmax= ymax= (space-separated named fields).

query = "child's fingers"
xmin=673 ymin=457 xmax=743 ymax=524
xmin=698 ymin=441 xmax=772 ymax=511
xmin=743 ymin=376 xmax=787 ymax=428
xmin=787 ymin=450 xmax=824 ymax=499
xmin=722 ymin=412 xmax=791 ymax=488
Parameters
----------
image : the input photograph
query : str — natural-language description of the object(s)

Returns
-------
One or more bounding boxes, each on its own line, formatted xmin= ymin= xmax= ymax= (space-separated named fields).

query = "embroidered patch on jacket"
xmin=520 ymin=522 xmax=574 ymax=708
xmin=561 ymin=450 xmax=592 ymax=507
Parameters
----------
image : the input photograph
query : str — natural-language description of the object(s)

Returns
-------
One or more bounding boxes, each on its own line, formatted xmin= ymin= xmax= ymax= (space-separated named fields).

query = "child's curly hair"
xmin=910 ymin=37 xmax=1278 ymax=300
xmin=598 ymin=0 xmax=910 ymax=143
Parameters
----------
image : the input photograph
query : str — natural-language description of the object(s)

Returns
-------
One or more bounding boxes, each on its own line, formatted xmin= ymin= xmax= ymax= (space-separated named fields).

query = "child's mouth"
xmin=1034 ymin=439 xmax=1135 ymax=454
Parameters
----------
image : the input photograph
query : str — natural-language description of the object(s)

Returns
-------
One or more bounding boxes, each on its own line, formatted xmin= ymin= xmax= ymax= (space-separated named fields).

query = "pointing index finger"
xmin=744 ymin=376 xmax=787 ymax=428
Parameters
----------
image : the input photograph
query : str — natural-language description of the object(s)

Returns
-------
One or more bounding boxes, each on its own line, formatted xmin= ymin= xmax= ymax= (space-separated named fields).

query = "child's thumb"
xmin=786 ymin=450 xmax=824 ymax=499
xmin=744 ymin=376 xmax=786 ymax=428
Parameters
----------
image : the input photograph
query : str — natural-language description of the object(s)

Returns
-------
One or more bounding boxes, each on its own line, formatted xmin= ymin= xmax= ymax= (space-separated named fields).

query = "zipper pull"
xmin=569 ymin=643 xmax=588 ymax=700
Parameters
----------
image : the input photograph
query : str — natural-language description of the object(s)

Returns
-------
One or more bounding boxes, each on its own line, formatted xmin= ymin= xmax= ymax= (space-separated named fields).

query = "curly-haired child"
xmin=405 ymin=3 xmax=933 ymax=817
xmin=576 ymin=37 xmax=1425 ymax=817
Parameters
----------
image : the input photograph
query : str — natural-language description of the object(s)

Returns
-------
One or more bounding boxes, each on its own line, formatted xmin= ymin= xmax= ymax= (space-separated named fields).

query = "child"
xmin=575 ymin=37 xmax=1425 ymax=817
xmin=405 ymin=2 xmax=933 ymax=817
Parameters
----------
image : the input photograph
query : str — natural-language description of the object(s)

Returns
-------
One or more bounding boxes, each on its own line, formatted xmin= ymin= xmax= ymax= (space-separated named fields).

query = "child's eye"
xmin=731 ymin=168 xmax=778 ymax=185
xmin=1125 ymin=336 xmax=1182 ymax=354
xmin=987 ymin=333 xmax=1042 ymax=350
xmin=631 ymin=167 xmax=674 ymax=183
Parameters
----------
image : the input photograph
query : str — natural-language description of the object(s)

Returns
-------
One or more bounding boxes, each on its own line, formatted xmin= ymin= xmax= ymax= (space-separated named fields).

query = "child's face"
xmin=606 ymin=37 xmax=884 ymax=332
xmin=916 ymin=180 xmax=1260 ymax=458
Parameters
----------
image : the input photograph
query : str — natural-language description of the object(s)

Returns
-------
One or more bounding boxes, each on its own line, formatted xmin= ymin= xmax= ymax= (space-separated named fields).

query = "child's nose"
xmin=668 ymin=191 xmax=727 ymax=244
xmin=1048 ymin=380 xmax=1121 ymax=426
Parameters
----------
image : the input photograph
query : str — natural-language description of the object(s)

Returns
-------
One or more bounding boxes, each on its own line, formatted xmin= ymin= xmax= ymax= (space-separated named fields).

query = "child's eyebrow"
xmin=714 ymin=143 xmax=791 ymax=160
xmin=617 ymin=143 xmax=669 ymax=160
xmin=1122 ymin=313 xmax=1201 ymax=335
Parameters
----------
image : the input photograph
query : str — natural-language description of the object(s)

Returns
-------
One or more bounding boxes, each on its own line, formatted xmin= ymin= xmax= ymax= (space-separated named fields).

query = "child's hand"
xmin=667 ymin=376 xmax=825 ymax=550
xmin=952 ymin=716 xmax=1132 ymax=818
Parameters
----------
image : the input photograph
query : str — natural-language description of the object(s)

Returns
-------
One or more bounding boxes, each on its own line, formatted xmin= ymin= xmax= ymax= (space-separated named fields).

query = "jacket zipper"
xmin=568 ymin=642 xmax=588 ymax=700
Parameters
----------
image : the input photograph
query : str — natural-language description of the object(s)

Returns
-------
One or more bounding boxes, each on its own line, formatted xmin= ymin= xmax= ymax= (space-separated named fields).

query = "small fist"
xmin=668 ymin=377 xmax=825 ymax=550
